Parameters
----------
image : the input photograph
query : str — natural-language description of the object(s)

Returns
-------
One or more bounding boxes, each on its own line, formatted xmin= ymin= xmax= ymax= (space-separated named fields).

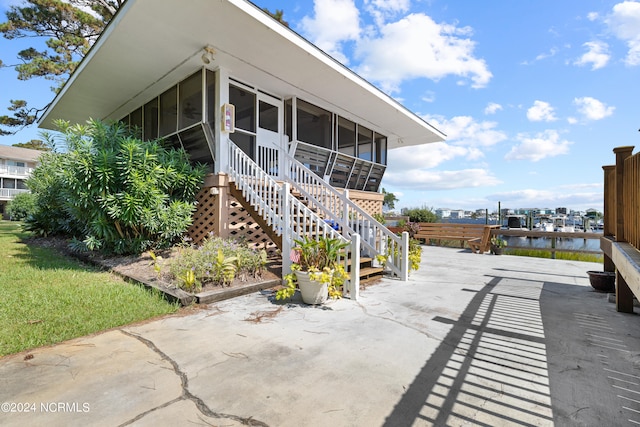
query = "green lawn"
xmin=0 ymin=221 xmax=179 ymax=356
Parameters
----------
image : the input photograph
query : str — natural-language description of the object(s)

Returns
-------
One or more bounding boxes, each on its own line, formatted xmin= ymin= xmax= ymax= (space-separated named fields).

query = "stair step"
xmin=359 ymin=266 xmax=384 ymax=278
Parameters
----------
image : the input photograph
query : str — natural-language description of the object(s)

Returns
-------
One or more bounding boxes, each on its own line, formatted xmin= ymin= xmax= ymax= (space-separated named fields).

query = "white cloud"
xmin=388 ymin=142 xmax=468 ymax=170
xmin=364 ymin=0 xmax=410 ymax=26
xmin=605 ymin=1 xmax=640 ymax=66
xmin=535 ymin=47 xmax=559 ymax=61
xmin=488 ymin=186 xmax=603 ymax=211
xmin=384 ymin=168 xmax=501 ymax=190
xmin=484 ymin=102 xmax=503 ymax=115
xmin=587 ymin=12 xmax=599 ymax=21
xmin=573 ymin=96 xmax=615 ymax=120
xmin=505 ymin=130 xmax=573 ymax=162
xmin=526 ymin=100 xmax=557 ymax=122
xmin=355 ymin=13 xmax=492 ymax=92
xmin=300 ymin=0 xmax=361 ymax=63
xmin=422 ymin=115 xmax=507 ymax=148
xmin=367 ymin=0 xmax=410 ymax=13
xmin=421 ymin=91 xmax=436 ymax=103
xmin=574 ymin=41 xmax=610 ymax=69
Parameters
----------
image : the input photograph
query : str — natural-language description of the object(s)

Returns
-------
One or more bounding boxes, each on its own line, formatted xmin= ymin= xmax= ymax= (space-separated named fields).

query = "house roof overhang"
xmin=38 ymin=0 xmax=446 ymax=149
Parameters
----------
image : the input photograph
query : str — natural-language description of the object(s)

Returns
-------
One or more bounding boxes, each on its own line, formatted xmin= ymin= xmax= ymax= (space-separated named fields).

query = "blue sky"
xmin=2 ymin=0 xmax=640 ymax=213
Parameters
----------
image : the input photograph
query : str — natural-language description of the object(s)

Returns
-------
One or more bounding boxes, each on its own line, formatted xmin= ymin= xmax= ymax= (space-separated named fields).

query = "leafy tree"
xmin=0 ymin=0 xmax=123 ymax=136
xmin=5 ymin=192 xmax=36 ymax=221
xmin=12 ymin=139 xmax=50 ymax=151
xmin=402 ymin=206 xmax=437 ymax=223
xmin=25 ymin=119 xmax=205 ymax=254
xmin=382 ymin=188 xmax=398 ymax=210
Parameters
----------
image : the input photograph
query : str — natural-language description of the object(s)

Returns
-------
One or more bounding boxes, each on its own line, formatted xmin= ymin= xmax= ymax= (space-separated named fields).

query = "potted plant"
xmin=490 ymin=236 xmax=507 ymax=255
xmin=276 ymin=236 xmax=350 ymax=304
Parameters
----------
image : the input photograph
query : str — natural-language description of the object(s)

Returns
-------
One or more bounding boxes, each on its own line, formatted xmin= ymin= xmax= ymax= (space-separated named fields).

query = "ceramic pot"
xmin=587 ymin=271 xmax=615 ymax=293
xmin=296 ymin=271 xmax=328 ymax=304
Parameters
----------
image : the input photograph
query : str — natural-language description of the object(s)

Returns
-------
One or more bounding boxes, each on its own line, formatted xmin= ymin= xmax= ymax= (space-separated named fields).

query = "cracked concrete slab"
xmin=1 ymin=246 xmax=640 ymax=426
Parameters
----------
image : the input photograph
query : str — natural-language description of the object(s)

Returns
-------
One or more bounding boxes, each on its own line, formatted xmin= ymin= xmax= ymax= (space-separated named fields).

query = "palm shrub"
xmin=26 ymin=119 xmax=205 ymax=254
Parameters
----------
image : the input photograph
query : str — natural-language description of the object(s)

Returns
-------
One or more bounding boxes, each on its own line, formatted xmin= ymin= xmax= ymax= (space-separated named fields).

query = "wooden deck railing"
xmin=601 ymin=145 xmax=640 ymax=313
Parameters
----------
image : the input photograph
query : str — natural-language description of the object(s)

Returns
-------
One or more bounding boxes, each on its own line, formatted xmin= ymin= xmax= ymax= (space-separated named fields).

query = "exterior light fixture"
xmin=201 ymin=45 xmax=215 ymax=64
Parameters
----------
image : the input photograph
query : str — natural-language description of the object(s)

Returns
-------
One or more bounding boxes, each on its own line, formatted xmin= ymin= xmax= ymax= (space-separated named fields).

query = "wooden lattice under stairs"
xmin=187 ymin=177 xmax=385 ymax=286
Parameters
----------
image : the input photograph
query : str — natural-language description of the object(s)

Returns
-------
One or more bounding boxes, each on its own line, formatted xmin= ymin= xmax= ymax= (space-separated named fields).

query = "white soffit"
xmin=39 ymin=0 xmax=446 ymax=149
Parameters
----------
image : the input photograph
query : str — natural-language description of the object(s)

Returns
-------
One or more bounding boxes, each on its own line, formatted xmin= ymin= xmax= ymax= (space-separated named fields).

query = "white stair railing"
xmin=226 ymin=139 xmax=360 ymax=297
xmin=284 ymin=149 xmax=409 ymax=280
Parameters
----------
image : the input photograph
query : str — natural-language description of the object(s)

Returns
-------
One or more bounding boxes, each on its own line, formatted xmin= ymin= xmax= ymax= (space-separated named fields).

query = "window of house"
xmin=285 ymin=99 xmax=293 ymax=144
xmin=296 ymin=99 xmax=331 ymax=149
xmin=206 ymin=70 xmax=216 ymax=125
xmin=144 ymin=98 xmax=159 ymax=140
xmin=375 ymin=133 xmax=387 ymax=165
xmin=337 ymin=116 xmax=356 ymax=157
xmin=130 ymin=107 xmax=143 ymax=137
xmin=230 ymin=84 xmax=255 ymax=133
xmin=159 ymin=86 xmax=178 ymax=136
xmin=179 ymin=71 xmax=203 ymax=129
xmin=357 ymin=125 xmax=373 ymax=161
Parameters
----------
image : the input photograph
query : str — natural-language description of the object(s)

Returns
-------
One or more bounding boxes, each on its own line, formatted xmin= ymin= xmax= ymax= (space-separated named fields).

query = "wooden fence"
xmin=601 ymin=146 xmax=640 ymax=313
xmin=492 ymin=229 xmax=602 ymax=258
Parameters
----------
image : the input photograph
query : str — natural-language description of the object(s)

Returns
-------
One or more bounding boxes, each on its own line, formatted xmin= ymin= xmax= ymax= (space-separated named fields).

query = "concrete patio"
xmin=1 ymin=246 xmax=639 ymax=426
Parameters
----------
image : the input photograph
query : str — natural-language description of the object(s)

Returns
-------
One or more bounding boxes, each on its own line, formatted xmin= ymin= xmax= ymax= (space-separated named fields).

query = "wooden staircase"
xmin=231 ymin=181 xmax=384 ymax=285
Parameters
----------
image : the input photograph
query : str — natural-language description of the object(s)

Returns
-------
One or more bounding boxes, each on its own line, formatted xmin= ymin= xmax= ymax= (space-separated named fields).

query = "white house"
xmin=0 ymin=145 xmax=42 ymax=218
xmin=38 ymin=0 xmax=446 ymax=293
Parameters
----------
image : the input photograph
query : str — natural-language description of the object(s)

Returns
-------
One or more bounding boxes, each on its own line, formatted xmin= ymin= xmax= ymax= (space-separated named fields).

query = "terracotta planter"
xmin=587 ymin=271 xmax=616 ymax=293
xmin=296 ymin=271 xmax=328 ymax=305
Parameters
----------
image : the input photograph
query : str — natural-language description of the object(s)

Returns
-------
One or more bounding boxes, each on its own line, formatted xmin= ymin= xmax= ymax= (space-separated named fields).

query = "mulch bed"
xmin=23 ymin=236 xmax=283 ymax=305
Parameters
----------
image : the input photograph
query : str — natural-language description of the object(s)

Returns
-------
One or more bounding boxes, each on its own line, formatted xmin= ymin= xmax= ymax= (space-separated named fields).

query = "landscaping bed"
xmin=25 ymin=236 xmax=283 ymax=306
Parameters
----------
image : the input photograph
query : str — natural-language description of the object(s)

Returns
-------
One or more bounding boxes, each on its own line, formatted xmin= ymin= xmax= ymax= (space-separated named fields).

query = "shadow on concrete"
xmin=383 ymin=274 xmax=556 ymax=426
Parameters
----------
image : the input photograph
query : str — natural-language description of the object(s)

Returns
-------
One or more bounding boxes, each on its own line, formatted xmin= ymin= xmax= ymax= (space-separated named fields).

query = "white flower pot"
xmin=296 ymin=271 xmax=328 ymax=305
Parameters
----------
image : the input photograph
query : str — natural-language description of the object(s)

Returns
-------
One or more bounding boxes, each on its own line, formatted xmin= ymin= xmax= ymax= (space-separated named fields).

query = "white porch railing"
xmin=0 ymin=189 xmax=30 ymax=200
xmin=283 ymin=150 xmax=409 ymax=280
xmin=0 ymin=165 xmax=33 ymax=177
xmin=226 ymin=140 xmax=360 ymax=299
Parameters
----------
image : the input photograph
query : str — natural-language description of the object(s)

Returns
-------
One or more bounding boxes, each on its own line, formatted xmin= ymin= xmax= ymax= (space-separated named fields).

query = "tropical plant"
xmin=490 ymin=236 xmax=507 ymax=248
xmin=24 ymin=119 xmax=205 ymax=254
xmin=276 ymin=236 xmax=350 ymax=301
xmin=168 ymin=236 xmax=267 ymax=291
xmin=408 ymin=239 xmax=422 ymax=271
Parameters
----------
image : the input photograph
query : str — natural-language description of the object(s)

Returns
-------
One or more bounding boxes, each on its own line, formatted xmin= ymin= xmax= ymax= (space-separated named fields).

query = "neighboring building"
xmin=37 ymin=0 xmax=445 ymax=286
xmin=449 ymin=210 xmax=466 ymax=219
xmin=0 ymin=145 xmax=42 ymax=218
xmin=436 ymin=209 xmax=452 ymax=219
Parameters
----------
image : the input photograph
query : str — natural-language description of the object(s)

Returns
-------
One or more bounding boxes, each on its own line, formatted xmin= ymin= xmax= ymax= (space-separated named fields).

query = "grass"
xmin=507 ymin=248 xmax=604 ymax=263
xmin=0 ymin=221 xmax=179 ymax=356
xmin=424 ymin=239 xmax=604 ymax=263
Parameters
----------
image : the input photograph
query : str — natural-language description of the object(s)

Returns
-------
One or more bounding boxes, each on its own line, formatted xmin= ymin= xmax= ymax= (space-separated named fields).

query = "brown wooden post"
xmin=613 ymin=146 xmax=635 ymax=313
xmin=211 ymin=173 xmax=231 ymax=239
xmin=602 ymin=165 xmax=615 ymax=272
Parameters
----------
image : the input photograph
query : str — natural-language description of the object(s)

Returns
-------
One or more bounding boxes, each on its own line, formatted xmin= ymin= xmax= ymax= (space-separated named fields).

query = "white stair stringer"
xmin=226 ymin=139 xmax=361 ymax=299
xmin=283 ymin=150 xmax=410 ymax=281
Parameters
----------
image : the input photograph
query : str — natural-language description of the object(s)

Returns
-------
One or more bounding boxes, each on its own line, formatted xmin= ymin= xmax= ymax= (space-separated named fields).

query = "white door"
xmin=256 ymin=93 xmax=282 ymax=177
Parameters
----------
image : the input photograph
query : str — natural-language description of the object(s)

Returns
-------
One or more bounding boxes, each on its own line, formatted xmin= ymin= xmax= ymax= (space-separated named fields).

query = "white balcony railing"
xmin=0 ymin=189 xmax=30 ymax=200
xmin=0 ymin=165 xmax=34 ymax=177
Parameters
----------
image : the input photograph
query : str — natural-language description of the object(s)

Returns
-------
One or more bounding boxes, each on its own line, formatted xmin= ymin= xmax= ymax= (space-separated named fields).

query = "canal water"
xmin=442 ymin=218 xmax=602 ymax=252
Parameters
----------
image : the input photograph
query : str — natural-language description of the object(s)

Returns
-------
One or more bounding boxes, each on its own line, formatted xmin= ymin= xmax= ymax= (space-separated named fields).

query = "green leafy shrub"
xmin=168 ymin=236 xmax=267 ymax=291
xmin=6 ymin=192 xmax=36 ymax=221
xmin=403 ymin=207 xmax=437 ymax=223
xmin=25 ymin=120 xmax=205 ymax=254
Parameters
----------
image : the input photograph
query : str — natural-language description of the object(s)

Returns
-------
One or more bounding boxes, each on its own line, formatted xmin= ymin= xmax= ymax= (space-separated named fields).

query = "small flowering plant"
xmin=490 ymin=236 xmax=507 ymax=248
xmin=276 ymin=236 xmax=350 ymax=301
